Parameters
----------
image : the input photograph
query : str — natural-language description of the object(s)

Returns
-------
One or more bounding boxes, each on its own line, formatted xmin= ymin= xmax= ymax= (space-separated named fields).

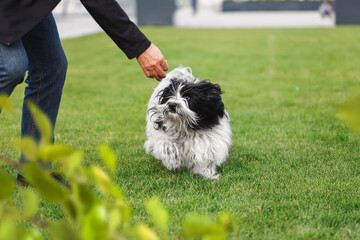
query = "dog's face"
xmin=158 ymin=78 xmax=225 ymax=130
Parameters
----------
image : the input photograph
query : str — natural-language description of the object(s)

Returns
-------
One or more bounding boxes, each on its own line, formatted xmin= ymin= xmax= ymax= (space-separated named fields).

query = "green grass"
xmin=1 ymin=27 xmax=360 ymax=239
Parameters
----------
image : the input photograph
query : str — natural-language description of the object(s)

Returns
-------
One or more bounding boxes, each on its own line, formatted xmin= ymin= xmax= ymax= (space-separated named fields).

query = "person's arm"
xmin=80 ymin=0 xmax=168 ymax=80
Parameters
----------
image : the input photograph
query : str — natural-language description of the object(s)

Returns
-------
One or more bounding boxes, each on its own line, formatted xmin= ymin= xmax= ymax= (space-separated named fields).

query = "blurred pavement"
xmin=174 ymin=8 xmax=334 ymax=28
xmin=55 ymin=15 xmax=102 ymax=39
xmin=55 ymin=9 xmax=334 ymax=40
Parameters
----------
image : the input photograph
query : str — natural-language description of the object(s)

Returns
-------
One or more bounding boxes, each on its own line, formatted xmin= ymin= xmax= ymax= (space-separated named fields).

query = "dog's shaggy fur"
xmin=145 ymin=67 xmax=232 ymax=180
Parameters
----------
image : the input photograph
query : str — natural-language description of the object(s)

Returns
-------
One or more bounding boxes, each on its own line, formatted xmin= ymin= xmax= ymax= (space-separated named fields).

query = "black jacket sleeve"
xmin=80 ymin=0 xmax=151 ymax=59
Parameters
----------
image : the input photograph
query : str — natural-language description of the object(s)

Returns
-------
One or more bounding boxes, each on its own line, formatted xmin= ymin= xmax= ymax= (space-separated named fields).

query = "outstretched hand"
xmin=137 ymin=43 xmax=168 ymax=81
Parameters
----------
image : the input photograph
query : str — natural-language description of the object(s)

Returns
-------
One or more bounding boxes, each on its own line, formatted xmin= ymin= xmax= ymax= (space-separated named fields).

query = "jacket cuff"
xmin=121 ymin=36 xmax=151 ymax=59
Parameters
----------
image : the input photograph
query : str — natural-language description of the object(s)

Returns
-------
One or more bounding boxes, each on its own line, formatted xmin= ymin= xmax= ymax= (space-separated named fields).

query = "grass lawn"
xmin=1 ymin=27 xmax=360 ymax=239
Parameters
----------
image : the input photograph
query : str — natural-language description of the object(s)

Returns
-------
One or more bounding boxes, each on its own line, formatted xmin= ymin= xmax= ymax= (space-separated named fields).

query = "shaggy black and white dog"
xmin=145 ymin=67 xmax=232 ymax=180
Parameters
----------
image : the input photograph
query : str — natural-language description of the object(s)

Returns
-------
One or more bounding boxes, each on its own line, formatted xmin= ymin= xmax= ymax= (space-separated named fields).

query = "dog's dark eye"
xmin=183 ymin=95 xmax=190 ymax=101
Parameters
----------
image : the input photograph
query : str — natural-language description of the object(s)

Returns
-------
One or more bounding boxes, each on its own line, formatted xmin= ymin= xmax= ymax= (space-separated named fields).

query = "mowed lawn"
xmin=1 ymin=27 xmax=360 ymax=239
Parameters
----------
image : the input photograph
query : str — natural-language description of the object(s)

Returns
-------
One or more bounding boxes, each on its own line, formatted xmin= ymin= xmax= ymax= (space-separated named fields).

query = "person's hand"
xmin=137 ymin=43 xmax=168 ymax=81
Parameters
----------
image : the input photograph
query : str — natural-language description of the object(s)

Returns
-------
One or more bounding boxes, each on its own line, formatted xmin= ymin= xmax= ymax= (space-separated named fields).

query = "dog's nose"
xmin=168 ymin=102 xmax=178 ymax=113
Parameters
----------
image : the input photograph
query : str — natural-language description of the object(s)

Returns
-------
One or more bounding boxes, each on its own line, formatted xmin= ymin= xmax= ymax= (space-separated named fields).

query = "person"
xmin=318 ymin=0 xmax=333 ymax=18
xmin=192 ymin=0 xmax=198 ymax=15
xmin=0 ymin=0 xmax=169 ymax=186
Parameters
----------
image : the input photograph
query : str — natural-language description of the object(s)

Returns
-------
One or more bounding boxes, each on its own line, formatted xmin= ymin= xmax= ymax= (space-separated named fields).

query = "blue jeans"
xmin=0 ymin=14 xmax=67 ymax=168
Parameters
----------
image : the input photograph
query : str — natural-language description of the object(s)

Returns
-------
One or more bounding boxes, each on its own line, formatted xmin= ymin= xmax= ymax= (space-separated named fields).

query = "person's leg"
xmin=0 ymin=41 xmax=28 ymax=96
xmin=20 ymin=14 xmax=68 ymax=167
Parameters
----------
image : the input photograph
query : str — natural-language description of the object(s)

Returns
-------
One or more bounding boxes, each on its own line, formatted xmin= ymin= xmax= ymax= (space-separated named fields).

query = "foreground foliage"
xmin=0 ymin=97 xmax=234 ymax=240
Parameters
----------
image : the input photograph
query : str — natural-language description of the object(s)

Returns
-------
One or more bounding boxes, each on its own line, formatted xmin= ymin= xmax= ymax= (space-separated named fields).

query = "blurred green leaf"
xmin=13 ymin=137 xmax=38 ymax=162
xmin=21 ymin=228 xmax=43 ymax=240
xmin=180 ymin=214 xmax=228 ymax=240
xmin=98 ymin=145 xmax=116 ymax=173
xmin=88 ymin=165 xmax=111 ymax=191
xmin=88 ymin=165 xmax=123 ymax=199
xmin=21 ymin=188 xmax=39 ymax=218
xmin=22 ymin=163 xmax=70 ymax=202
xmin=0 ymin=94 xmax=13 ymax=115
xmin=144 ymin=198 xmax=168 ymax=231
xmin=64 ymin=198 xmax=78 ymax=221
xmin=62 ymin=151 xmax=84 ymax=176
xmin=37 ymin=144 xmax=75 ymax=162
xmin=109 ymin=184 xmax=124 ymax=200
xmin=338 ymin=95 xmax=360 ymax=135
xmin=133 ymin=224 xmax=159 ymax=240
xmin=50 ymin=221 xmax=81 ymax=240
xmin=0 ymin=170 xmax=14 ymax=201
xmin=108 ymin=207 xmax=121 ymax=234
xmin=0 ymin=220 xmax=19 ymax=239
xmin=74 ymin=183 xmax=97 ymax=215
xmin=203 ymin=225 xmax=227 ymax=240
xmin=181 ymin=214 xmax=213 ymax=238
xmin=117 ymin=200 xmax=131 ymax=223
xmin=0 ymin=204 xmax=21 ymax=221
xmin=82 ymin=204 xmax=108 ymax=240
xmin=217 ymin=212 xmax=233 ymax=231
xmin=26 ymin=101 xmax=52 ymax=145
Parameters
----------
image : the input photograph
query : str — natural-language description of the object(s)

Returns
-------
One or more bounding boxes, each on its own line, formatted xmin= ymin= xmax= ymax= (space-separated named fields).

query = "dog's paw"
xmin=209 ymin=174 xmax=220 ymax=180
xmin=201 ymin=173 xmax=219 ymax=181
xmin=192 ymin=167 xmax=220 ymax=180
xmin=162 ymin=159 xmax=183 ymax=172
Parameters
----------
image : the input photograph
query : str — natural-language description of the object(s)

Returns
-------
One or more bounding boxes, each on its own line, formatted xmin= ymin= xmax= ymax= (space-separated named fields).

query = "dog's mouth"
xmin=164 ymin=107 xmax=183 ymax=122
xmin=166 ymin=110 xmax=180 ymax=119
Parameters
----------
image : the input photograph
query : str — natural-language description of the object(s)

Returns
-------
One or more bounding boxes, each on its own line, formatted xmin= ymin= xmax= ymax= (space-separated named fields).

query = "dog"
xmin=144 ymin=67 xmax=232 ymax=180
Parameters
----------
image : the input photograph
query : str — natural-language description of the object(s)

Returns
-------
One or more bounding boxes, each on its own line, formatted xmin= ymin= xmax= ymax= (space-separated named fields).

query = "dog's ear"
xmin=207 ymin=82 xmax=223 ymax=106
xmin=183 ymin=81 xmax=225 ymax=129
xmin=204 ymin=81 xmax=225 ymax=119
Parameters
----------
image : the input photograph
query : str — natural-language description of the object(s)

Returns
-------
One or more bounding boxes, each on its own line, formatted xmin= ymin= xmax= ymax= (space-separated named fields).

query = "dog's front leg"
xmin=157 ymin=141 xmax=183 ymax=171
